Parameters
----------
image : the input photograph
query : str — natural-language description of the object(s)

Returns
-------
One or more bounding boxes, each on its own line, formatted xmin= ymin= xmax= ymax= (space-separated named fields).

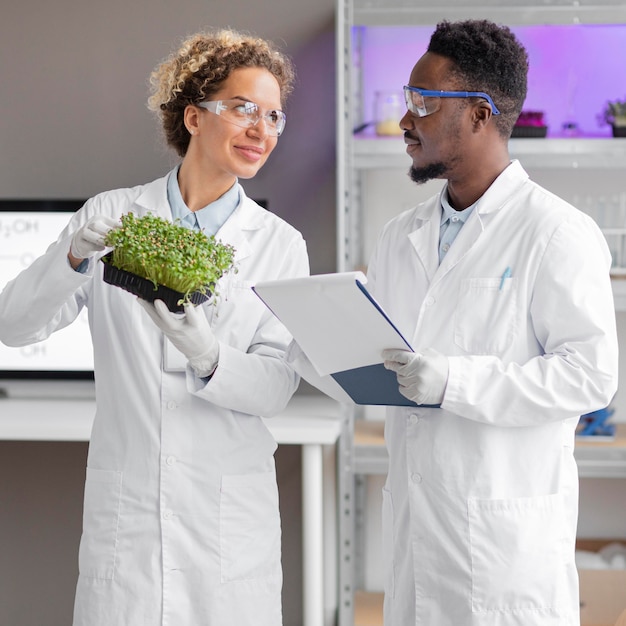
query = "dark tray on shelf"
xmin=511 ymin=125 xmax=548 ymax=138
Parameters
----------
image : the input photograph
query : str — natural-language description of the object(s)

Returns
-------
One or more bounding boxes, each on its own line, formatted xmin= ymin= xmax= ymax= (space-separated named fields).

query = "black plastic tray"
xmin=511 ymin=125 xmax=548 ymax=138
xmin=101 ymin=253 xmax=210 ymax=313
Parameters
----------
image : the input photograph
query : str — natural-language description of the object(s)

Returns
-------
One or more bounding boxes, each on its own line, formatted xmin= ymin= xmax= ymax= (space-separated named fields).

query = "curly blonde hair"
xmin=148 ymin=28 xmax=295 ymax=157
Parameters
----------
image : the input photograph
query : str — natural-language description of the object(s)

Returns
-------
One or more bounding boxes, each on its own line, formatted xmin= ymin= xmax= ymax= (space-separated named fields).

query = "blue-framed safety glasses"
xmin=403 ymin=85 xmax=501 ymax=118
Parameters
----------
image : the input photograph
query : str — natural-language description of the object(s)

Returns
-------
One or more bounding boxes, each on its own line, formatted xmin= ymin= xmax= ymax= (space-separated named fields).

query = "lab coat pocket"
xmin=78 ymin=468 xmax=122 ymax=580
xmin=381 ymin=487 xmax=396 ymax=599
xmin=454 ymin=277 xmax=517 ymax=355
xmin=220 ymin=470 xmax=281 ymax=583
xmin=468 ymin=493 xmax=566 ymax=614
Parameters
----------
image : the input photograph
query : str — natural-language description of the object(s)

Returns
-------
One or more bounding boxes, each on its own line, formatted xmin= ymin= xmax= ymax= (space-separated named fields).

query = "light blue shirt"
xmin=167 ymin=166 xmax=240 ymax=235
xmin=438 ymin=190 xmax=476 ymax=263
xmin=166 ymin=167 xmax=240 ymax=383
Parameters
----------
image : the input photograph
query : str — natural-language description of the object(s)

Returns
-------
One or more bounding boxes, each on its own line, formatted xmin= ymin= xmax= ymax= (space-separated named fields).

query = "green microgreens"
xmin=104 ymin=212 xmax=236 ymax=304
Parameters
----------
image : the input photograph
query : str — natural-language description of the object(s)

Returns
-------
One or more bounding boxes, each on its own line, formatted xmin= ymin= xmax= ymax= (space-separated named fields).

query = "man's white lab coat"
xmin=367 ymin=160 xmax=618 ymax=625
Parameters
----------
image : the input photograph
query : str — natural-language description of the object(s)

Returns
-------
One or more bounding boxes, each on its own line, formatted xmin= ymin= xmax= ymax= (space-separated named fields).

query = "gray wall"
xmin=1 ymin=0 xmax=337 ymax=274
xmin=0 ymin=0 xmax=336 ymax=624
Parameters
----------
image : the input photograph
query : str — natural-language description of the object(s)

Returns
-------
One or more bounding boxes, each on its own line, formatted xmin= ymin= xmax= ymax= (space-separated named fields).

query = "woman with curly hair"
xmin=0 ymin=28 xmax=308 ymax=625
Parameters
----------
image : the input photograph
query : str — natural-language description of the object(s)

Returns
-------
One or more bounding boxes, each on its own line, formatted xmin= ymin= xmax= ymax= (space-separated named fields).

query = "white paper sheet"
xmin=252 ymin=272 xmax=412 ymax=377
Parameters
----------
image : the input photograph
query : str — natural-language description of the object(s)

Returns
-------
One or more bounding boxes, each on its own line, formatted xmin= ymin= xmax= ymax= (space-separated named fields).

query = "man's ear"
xmin=472 ymin=101 xmax=493 ymax=131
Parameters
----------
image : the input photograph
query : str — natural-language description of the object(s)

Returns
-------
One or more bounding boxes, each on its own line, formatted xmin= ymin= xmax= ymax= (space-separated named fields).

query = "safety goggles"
xmin=403 ymin=85 xmax=501 ymax=118
xmin=197 ymin=99 xmax=287 ymax=137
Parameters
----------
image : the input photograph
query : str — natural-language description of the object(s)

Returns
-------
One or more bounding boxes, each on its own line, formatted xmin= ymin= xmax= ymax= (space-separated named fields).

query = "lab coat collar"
xmin=407 ymin=200 xmax=440 ymax=282
xmin=133 ymin=174 xmax=172 ymax=219
xmin=131 ymin=174 xmax=263 ymax=264
xmin=212 ymin=189 xmax=266 ymax=264
xmin=473 ymin=160 xmax=529 ymax=216
xmin=406 ymin=160 xmax=529 ymax=282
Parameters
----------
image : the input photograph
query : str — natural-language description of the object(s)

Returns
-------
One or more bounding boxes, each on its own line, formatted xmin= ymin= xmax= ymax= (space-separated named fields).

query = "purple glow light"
xmin=356 ymin=24 xmax=626 ymax=137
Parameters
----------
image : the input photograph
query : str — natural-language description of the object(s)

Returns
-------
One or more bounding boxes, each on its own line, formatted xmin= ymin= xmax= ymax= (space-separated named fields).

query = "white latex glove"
xmin=70 ymin=215 xmax=120 ymax=260
xmin=139 ymin=299 xmax=219 ymax=378
xmin=382 ymin=347 xmax=449 ymax=406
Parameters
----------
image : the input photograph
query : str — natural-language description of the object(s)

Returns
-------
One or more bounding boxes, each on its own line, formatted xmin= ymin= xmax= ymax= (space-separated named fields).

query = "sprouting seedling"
xmin=104 ymin=212 xmax=236 ymax=305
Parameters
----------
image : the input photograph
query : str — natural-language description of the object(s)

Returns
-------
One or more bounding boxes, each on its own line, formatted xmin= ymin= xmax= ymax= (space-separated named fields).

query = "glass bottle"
xmin=375 ymin=91 xmax=403 ymax=136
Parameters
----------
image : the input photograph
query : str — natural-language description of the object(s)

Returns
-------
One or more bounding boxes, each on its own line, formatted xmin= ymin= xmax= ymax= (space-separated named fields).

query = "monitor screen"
xmin=0 ymin=200 xmax=94 ymax=381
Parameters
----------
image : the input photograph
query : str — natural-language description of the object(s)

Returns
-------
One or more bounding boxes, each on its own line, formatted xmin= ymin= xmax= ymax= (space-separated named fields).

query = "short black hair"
xmin=428 ymin=20 xmax=528 ymax=138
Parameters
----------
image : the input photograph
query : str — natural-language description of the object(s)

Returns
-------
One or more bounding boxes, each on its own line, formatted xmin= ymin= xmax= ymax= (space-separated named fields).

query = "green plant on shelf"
xmin=601 ymin=98 xmax=626 ymax=128
xmin=104 ymin=212 xmax=236 ymax=304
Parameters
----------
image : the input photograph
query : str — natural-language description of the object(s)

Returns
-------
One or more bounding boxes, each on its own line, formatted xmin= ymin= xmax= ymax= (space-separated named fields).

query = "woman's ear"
xmin=184 ymin=105 xmax=201 ymax=136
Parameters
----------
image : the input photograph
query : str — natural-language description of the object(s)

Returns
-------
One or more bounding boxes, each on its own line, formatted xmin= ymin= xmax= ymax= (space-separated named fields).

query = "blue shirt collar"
xmin=440 ymin=189 xmax=476 ymax=225
xmin=166 ymin=166 xmax=240 ymax=236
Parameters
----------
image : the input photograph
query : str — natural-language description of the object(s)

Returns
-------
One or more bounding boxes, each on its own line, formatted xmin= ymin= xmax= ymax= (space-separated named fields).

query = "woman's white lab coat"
xmin=0 ymin=174 xmax=309 ymax=626
xmin=367 ymin=161 xmax=618 ymax=626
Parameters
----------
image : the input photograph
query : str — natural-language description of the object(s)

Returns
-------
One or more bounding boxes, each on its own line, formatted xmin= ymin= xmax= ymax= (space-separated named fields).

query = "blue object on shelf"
xmin=576 ymin=407 xmax=616 ymax=437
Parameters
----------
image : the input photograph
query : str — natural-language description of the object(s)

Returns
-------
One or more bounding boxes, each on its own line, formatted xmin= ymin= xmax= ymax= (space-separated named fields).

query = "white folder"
xmin=252 ymin=272 xmax=420 ymax=406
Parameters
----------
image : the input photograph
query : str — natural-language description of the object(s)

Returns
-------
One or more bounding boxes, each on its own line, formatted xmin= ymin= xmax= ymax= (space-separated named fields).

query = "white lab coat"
xmin=365 ymin=161 xmax=618 ymax=625
xmin=0 ymin=174 xmax=309 ymax=626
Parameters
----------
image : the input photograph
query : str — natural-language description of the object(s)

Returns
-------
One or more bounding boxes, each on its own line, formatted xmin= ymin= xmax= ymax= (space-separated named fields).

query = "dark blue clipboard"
xmin=253 ymin=275 xmax=440 ymax=407
xmin=328 ymin=280 xmax=416 ymax=406
xmin=331 ymin=363 xmax=417 ymax=406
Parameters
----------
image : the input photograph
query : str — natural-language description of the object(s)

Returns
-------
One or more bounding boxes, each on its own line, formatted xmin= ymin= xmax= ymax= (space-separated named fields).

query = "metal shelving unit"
xmin=335 ymin=2 xmax=626 ymax=625
xmin=354 ymin=420 xmax=626 ymax=479
xmin=347 ymin=420 xmax=626 ymax=626
xmin=353 ymin=136 xmax=626 ymax=170
xmin=350 ymin=0 xmax=626 ymax=27
xmin=336 ymin=0 xmax=626 ymax=275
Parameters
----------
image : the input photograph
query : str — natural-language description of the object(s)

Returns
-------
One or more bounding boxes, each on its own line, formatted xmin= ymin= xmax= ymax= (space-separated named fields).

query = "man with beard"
xmin=290 ymin=18 xmax=618 ymax=626
xmin=372 ymin=19 xmax=618 ymax=626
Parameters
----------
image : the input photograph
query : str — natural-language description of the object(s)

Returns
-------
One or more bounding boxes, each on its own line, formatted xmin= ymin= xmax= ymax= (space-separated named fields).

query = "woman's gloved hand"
xmin=139 ymin=299 xmax=219 ymax=378
xmin=70 ymin=215 xmax=120 ymax=260
xmin=382 ymin=347 xmax=449 ymax=405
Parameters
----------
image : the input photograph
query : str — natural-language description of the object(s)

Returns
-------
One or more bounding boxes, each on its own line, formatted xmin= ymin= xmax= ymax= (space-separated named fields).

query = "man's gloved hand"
xmin=382 ymin=347 xmax=449 ymax=405
xmin=139 ymin=299 xmax=219 ymax=378
xmin=70 ymin=215 xmax=120 ymax=260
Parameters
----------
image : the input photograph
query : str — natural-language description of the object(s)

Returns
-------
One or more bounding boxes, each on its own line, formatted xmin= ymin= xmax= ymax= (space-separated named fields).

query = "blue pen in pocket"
xmin=499 ymin=266 xmax=512 ymax=291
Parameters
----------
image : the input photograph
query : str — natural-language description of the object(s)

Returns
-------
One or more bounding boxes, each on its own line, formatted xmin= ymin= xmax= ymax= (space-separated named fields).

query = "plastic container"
xmin=101 ymin=253 xmax=211 ymax=313
xmin=512 ymin=110 xmax=548 ymax=138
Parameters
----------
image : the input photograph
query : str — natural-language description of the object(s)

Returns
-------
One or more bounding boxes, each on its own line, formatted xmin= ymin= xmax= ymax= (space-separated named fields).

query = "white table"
xmin=0 ymin=392 xmax=343 ymax=626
